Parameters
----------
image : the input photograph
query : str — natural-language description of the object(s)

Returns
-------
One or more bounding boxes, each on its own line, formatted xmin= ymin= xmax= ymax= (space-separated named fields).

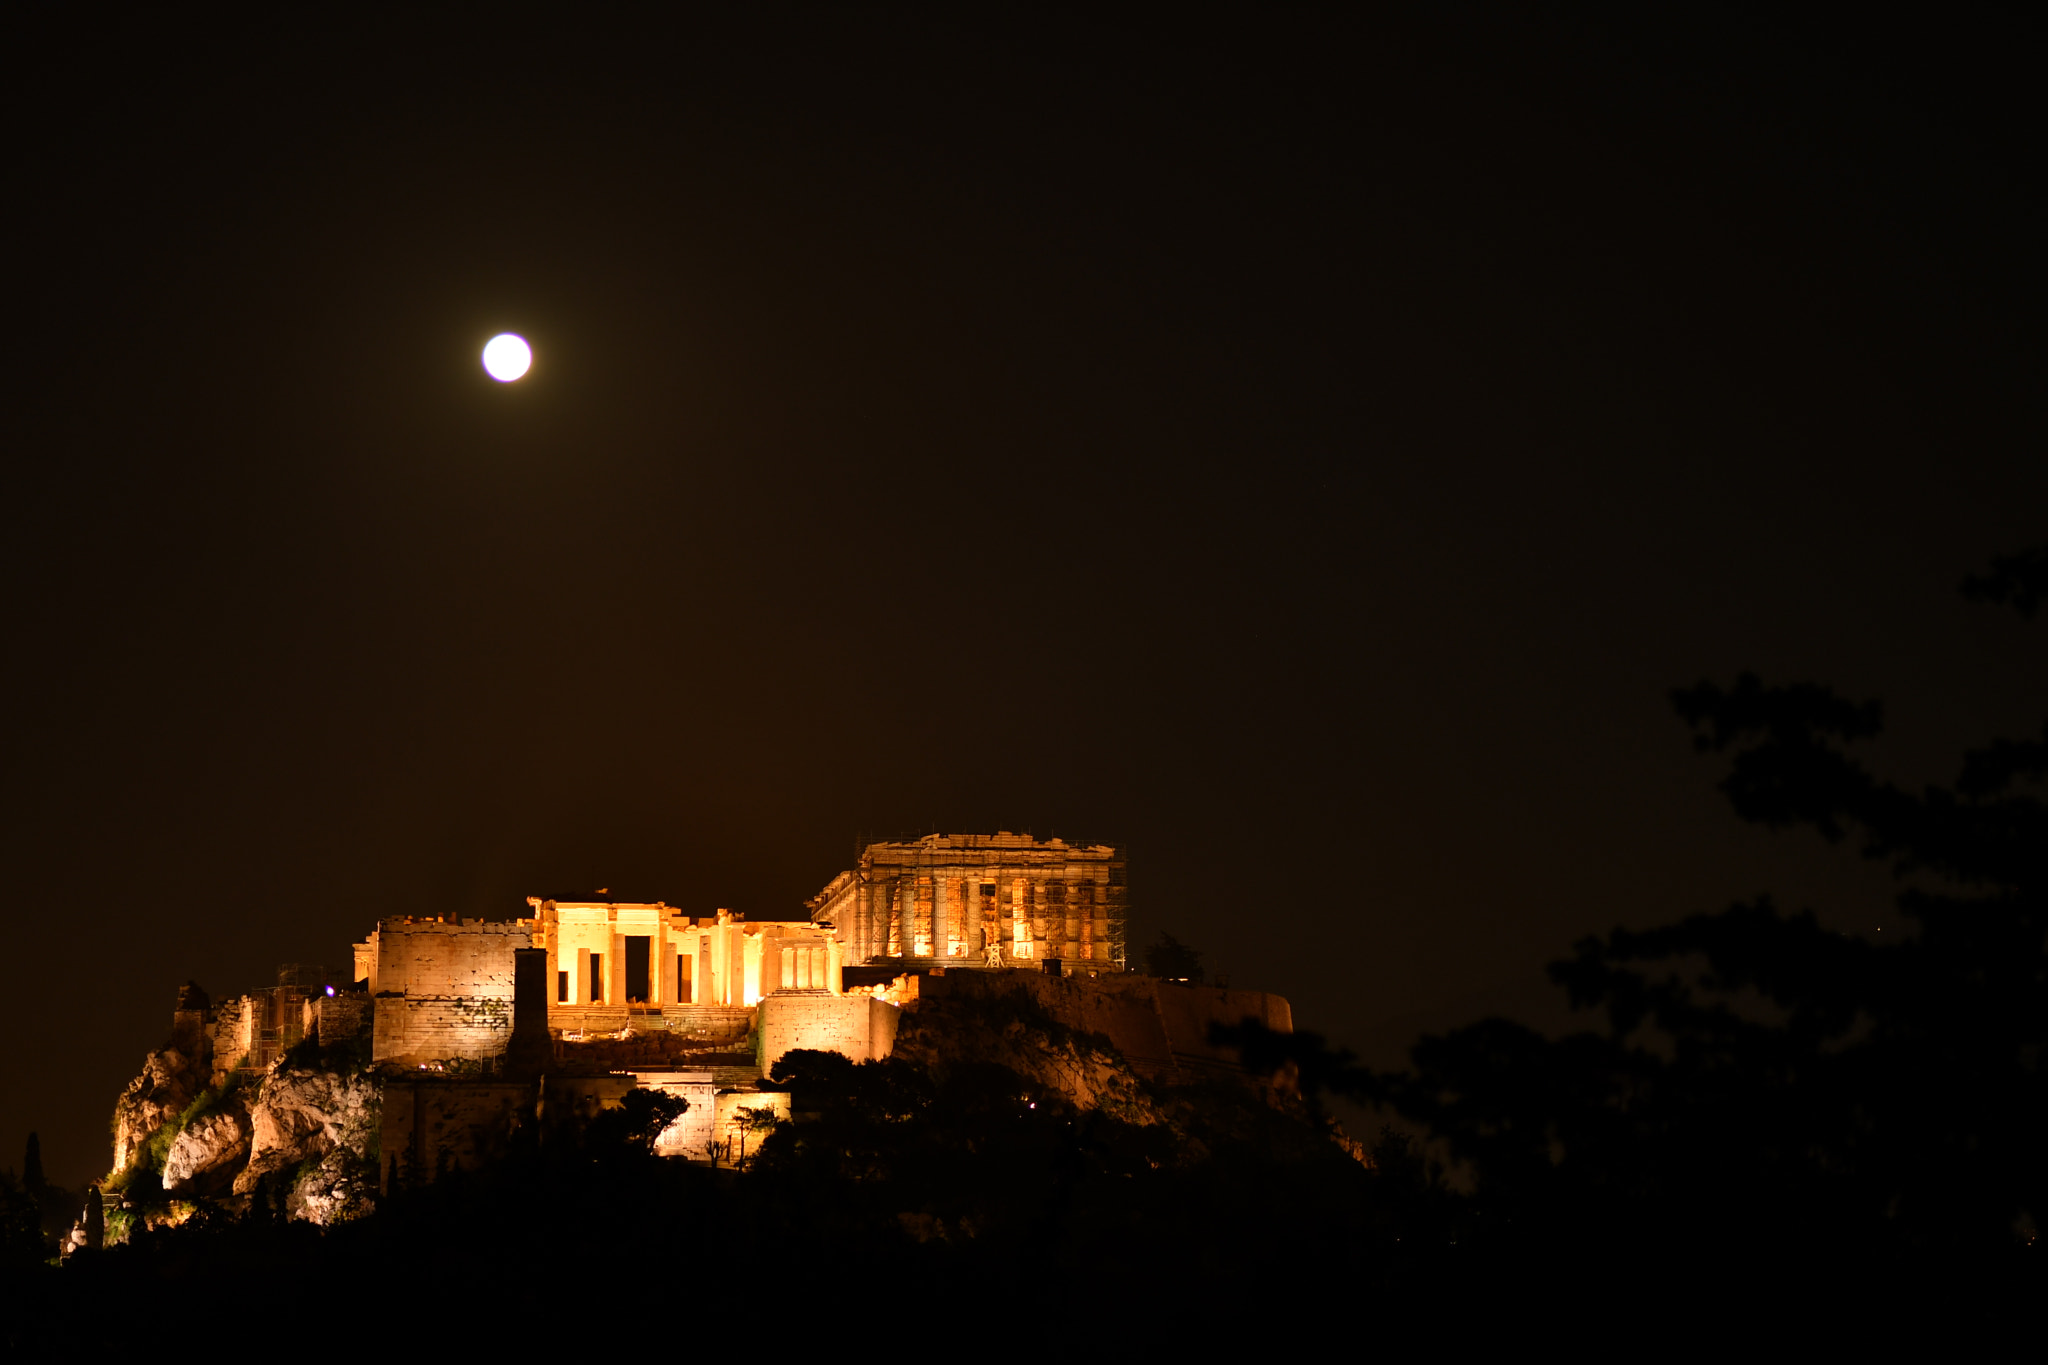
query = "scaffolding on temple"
xmin=809 ymin=832 xmax=1129 ymax=973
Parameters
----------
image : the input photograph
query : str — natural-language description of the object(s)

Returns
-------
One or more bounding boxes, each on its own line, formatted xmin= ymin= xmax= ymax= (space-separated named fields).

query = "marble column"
xmin=914 ymin=877 xmax=933 ymax=957
xmin=1011 ymin=878 xmax=1029 ymax=957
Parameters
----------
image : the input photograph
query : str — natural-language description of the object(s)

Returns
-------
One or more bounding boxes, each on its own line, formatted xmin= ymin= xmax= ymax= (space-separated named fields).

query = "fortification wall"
xmin=208 ymin=997 xmax=257 ymax=1083
xmin=372 ymin=996 xmax=511 ymax=1064
xmin=171 ymin=1006 xmax=209 ymax=1058
xmin=1148 ymin=982 xmax=1291 ymax=1075
xmin=758 ymin=994 xmax=900 ymax=1074
xmin=760 ymin=972 xmax=1287 ymax=1081
xmin=379 ymin=1080 xmax=534 ymax=1192
xmin=369 ymin=918 xmax=530 ymax=1064
xmin=315 ymin=993 xmax=370 ymax=1046
xmin=370 ymin=918 xmax=528 ymax=996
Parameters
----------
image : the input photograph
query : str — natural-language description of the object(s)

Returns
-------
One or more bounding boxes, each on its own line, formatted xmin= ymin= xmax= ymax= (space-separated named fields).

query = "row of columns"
xmin=848 ymin=874 xmax=1117 ymax=965
xmin=776 ymin=939 xmax=845 ymax=992
xmin=555 ymin=920 xmax=743 ymax=1008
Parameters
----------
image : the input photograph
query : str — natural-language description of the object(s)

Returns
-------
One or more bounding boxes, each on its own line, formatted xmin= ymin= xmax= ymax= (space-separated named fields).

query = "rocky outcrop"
xmin=890 ymin=996 xmax=1163 ymax=1125
xmin=106 ymin=1025 xmax=382 ymax=1223
xmin=234 ymin=1066 xmax=380 ymax=1202
xmin=284 ymin=1146 xmax=375 ymax=1225
xmin=162 ymin=1109 xmax=250 ymax=1194
xmin=110 ymin=1047 xmax=206 ymax=1173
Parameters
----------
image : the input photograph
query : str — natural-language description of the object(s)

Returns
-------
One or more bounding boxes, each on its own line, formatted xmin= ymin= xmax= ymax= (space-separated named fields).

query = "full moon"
xmin=481 ymin=333 xmax=532 ymax=382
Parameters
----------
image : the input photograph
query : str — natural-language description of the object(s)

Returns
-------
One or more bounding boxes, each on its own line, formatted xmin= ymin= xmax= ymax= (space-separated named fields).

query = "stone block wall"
xmin=315 ymin=993 xmax=370 ymax=1046
xmin=368 ymin=918 xmax=531 ymax=1065
xmin=208 ymin=997 xmax=257 ymax=1084
xmin=711 ymin=1090 xmax=791 ymax=1165
xmin=544 ymin=1003 xmax=754 ymax=1041
xmin=171 ymin=1004 xmax=209 ymax=1058
xmin=372 ymin=996 xmax=512 ymax=1064
xmin=656 ymin=1005 xmax=755 ymax=1042
xmin=633 ymin=1071 xmax=719 ymax=1159
xmin=758 ymin=993 xmax=899 ymax=1075
xmin=1147 ymin=983 xmax=1292 ymax=1076
xmin=379 ymin=1080 xmax=535 ymax=1192
xmin=541 ymin=1074 xmax=636 ymax=1128
xmin=368 ymin=918 xmax=528 ymax=997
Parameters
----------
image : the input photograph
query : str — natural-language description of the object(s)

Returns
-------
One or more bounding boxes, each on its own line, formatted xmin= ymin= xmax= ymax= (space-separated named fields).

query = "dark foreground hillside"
xmin=5 ymin=1049 xmax=2034 ymax=1347
xmin=2 ymin=1055 xmax=1404 ymax=1341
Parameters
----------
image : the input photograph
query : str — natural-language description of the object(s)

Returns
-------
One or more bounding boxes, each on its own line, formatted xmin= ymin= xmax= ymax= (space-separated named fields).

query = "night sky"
xmin=6 ymin=9 xmax=2045 ymax=1184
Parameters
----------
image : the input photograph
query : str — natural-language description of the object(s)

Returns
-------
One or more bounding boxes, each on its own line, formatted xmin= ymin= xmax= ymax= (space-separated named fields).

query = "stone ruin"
xmin=93 ymin=833 xmax=1290 ymax=1240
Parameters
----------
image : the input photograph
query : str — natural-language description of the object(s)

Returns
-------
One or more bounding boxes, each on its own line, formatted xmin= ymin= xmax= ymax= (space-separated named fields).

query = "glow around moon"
xmin=481 ymin=333 xmax=532 ymax=382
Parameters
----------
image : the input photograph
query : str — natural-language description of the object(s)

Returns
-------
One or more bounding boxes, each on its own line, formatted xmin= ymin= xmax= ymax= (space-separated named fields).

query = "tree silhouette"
xmin=734 ymin=1106 xmax=781 ymax=1167
xmin=584 ymin=1087 xmax=689 ymax=1155
xmin=0 ymin=1169 xmax=41 ymax=1271
xmin=1209 ymin=550 xmax=2048 ymax=1273
xmin=1357 ymin=547 xmax=2048 ymax=1260
xmin=1144 ymin=931 xmax=1206 ymax=982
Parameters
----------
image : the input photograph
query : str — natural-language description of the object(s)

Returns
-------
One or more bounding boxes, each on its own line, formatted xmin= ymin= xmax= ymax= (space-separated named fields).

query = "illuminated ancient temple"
xmin=344 ymin=835 xmax=1127 ymax=1077
xmin=807 ymin=832 xmax=1128 ymax=970
xmin=137 ymin=833 xmax=1279 ymax=1192
xmin=354 ymin=903 xmax=842 ymax=1066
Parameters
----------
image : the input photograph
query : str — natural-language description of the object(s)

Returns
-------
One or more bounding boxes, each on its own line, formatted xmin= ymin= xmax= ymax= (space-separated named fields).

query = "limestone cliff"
xmin=109 ymin=1011 xmax=380 ymax=1226
xmin=162 ymin=1109 xmax=250 ymax=1195
xmin=283 ymin=1145 xmax=376 ymax=1225
xmin=235 ymin=1065 xmax=379 ymax=1221
xmin=110 ymin=1047 xmax=207 ymax=1174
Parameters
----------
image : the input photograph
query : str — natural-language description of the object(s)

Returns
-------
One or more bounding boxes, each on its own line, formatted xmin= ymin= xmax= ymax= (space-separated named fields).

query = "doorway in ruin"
xmin=624 ymin=935 xmax=651 ymax=1003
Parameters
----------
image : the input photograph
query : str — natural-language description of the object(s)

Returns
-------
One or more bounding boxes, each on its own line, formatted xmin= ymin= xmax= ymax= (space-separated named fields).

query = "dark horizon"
xmin=6 ymin=9 xmax=2045 ymax=1186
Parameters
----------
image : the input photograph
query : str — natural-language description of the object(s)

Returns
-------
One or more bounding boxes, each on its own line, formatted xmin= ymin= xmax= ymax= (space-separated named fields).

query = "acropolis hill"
xmin=91 ymin=834 xmax=1297 ymax=1236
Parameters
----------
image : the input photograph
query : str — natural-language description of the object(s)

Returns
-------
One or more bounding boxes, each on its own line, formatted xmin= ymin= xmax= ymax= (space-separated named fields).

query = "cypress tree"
xmin=84 ymin=1183 xmax=103 ymax=1251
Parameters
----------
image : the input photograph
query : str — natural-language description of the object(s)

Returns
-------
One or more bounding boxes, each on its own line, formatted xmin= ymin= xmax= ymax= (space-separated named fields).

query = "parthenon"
xmin=347 ymin=834 xmax=1130 ymax=1076
xmin=807 ymin=832 xmax=1128 ymax=970
xmin=107 ymin=829 xmax=1297 ymax=1210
